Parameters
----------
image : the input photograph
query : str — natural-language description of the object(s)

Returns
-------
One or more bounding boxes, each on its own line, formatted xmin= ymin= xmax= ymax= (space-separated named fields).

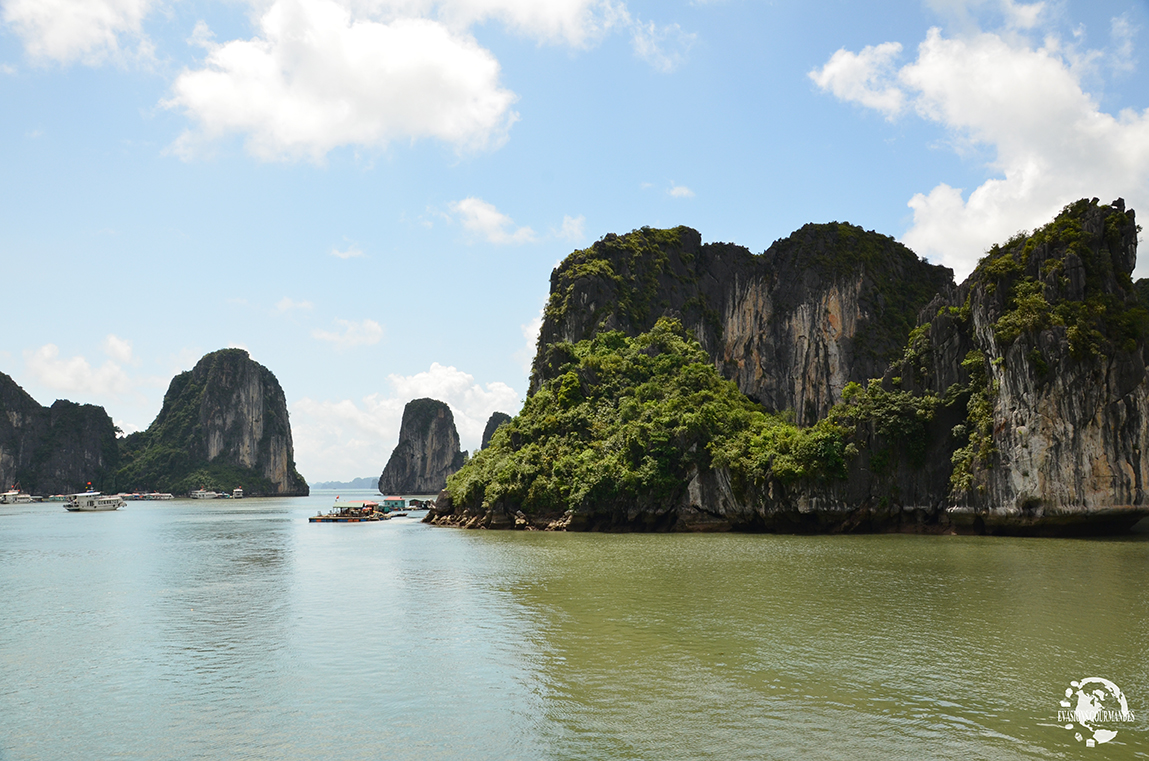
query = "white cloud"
xmin=330 ymin=244 xmax=364 ymax=259
xmin=164 ymin=0 xmax=520 ymax=162
xmin=276 ymin=296 xmax=314 ymax=312
xmin=1111 ymin=14 xmax=1137 ymax=74
xmin=668 ymin=183 xmax=695 ymax=198
xmin=555 ymin=214 xmax=585 ymax=242
xmin=922 ymin=0 xmax=1044 ymax=32
xmin=406 ymin=0 xmax=631 ymax=48
xmin=102 ymin=334 xmax=135 ymax=365
xmin=312 ymin=318 xmax=384 ymax=349
xmin=291 ymin=361 xmax=519 ymax=480
xmin=812 ymin=21 xmax=1149 ymax=279
xmin=630 ymin=19 xmax=695 ymax=73
xmin=809 ymin=41 xmax=906 ymax=118
xmin=2 ymin=0 xmax=155 ymax=65
xmin=24 ymin=344 xmax=134 ymax=397
xmin=114 ymin=418 xmax=141 ymax=436
xmin=450 ymin=196 xmax=536 ymax=244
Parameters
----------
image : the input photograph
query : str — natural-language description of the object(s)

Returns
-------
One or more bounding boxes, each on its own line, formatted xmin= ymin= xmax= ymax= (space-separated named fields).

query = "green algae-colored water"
xmin=3 ymin=492 xmax=1148 ymax=759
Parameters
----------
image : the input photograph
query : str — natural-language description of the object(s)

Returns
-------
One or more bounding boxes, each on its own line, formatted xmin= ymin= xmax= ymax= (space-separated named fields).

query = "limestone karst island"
xmin=4 ymin=199 xmax=1148 ymax=537
xmin=0 ymin=348 xmax=308 ymax=499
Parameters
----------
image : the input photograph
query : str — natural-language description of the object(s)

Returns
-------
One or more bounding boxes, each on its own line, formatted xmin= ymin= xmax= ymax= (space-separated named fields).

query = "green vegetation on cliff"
xmin=450 ymin=319 xmax=945 ymax=515
xmin=450 ymin=320 xmax=846 ymax=514
xmin=544 ymin=226 xmax=692 ymax=336
xmin=976 ymin=198 xmax=1147 ymax=358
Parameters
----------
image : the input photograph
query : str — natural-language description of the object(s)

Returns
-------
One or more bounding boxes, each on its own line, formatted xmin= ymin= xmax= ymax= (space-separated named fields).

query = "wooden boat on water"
xmin=309 ymin=500 xmax=390 ymax=523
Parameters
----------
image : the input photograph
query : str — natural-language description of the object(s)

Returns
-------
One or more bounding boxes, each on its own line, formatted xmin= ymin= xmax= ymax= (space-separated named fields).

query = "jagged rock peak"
xmin=531 ymin=222 xmax=953 ymax=423
xmin=0 ymin=371 xmax=119 ymax=495
xmin=116 ymin=348 xmax=308 ymax=496
xmin=378 ymin=398 xmax=467 ymax=494
xmin=481 ymin=411 xmax=512 ymax=450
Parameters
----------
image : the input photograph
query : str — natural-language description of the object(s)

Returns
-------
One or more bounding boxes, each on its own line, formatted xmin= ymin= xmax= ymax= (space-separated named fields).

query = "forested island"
xmin=428 ymin=198 xmax=1149 ymax=534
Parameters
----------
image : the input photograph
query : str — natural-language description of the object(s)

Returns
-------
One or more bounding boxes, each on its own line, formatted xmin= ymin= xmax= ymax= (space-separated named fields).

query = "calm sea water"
xmin=3 ymin=491 xmax=1149 ymax=760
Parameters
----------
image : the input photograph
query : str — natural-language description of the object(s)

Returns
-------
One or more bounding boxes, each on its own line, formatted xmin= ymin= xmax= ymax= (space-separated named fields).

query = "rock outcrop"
xmin=480 ymin=411 xmax=512 ymax=450
xmin=116 ymin=349 xmax=308 ymax=496
xmin=533 ymin=224 xmax=952 ymax=424
xmin=0 ymin=372 xmax=119 ymax=494
xmin=431 ymin=200 xmax=1149 ymax=535
xmin=378 ymin=399 xmax=466 ymax=494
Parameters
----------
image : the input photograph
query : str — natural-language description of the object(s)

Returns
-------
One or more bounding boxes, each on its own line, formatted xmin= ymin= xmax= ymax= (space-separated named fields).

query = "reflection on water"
xmin=1 ymin=496 xmax=1148 ymax=759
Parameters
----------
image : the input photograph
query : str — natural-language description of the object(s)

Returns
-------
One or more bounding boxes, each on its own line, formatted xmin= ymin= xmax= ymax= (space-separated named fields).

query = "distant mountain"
xmin=115 ymin=349 xmax=308 ymax=496
xmin=311 ymin=477 xmax=379 ymax=490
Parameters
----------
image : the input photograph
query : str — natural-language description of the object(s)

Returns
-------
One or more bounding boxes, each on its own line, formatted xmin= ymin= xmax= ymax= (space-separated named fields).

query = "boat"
xmin=1 ymin=490 xmax=33 ymax=504
xmin=143 ymin=492 xmax=173 ymax=500
xmin=232 ymin=487 xmax=243 ymax=499
xmin=64 ymin=492 xmax=125 ymax=512
xmin=189 ymin=489 xmax=220 ymax=499
xmin=309 ymin=500 xmax=389 ymax=523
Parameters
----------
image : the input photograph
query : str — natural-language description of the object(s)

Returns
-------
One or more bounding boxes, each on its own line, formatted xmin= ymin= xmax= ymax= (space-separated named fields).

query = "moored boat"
xmin=64 ymin=492 xmax=125 ymax=512
xmin=189 ymin=489 xmax=220 ymax=499
xmin=1 ymin=490 xmax=33 ymax=504
xmin=309 ymin=500 xmax=389 ymax=523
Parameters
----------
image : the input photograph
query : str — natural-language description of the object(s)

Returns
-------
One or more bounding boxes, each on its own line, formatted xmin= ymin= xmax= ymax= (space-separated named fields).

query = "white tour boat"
xmin=189 ymin=489 xmax=220 ymax=499
xmin=1 ymin=490 xmax=33 ymax=504
xmin=64 ymin=492 xmax=125 ymax=512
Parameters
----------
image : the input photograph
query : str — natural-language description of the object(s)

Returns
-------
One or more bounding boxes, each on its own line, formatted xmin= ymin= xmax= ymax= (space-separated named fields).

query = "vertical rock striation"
xmin=532 ymin=224 xmax=952 ymax=424
xmin=0 ymin=372 xmax=120 ymax=494
xmin=378 ymin=398 xmax=466 ymax=493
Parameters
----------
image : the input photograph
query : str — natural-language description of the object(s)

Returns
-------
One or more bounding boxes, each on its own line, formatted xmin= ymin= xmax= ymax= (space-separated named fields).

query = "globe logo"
xmin=1059 ymin=677 xmax=1136 ymax=747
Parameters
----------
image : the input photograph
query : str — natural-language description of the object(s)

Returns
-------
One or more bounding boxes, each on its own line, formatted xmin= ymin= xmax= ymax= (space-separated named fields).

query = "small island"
xmin=428 ymin=198 xmax=1149 ymax=535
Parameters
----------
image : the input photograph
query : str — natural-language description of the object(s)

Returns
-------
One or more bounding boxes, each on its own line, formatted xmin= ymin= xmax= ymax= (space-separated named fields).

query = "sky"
xmin=3 ymin=0 xmax=1149 ymax=482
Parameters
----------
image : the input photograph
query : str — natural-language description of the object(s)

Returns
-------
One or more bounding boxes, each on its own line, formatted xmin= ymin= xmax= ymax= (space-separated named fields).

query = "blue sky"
xmin=2 ymin=0 xmax=1148 ymax=481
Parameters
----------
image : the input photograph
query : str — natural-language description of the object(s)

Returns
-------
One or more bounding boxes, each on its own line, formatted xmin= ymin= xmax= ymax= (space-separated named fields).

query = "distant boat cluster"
xmin=190 ymin=488 xmax=244 ymax=500
xmin=309 ymin=495 xmax=408 ymax=523
xmin=2 ymin=488 xmax=177 ymax=504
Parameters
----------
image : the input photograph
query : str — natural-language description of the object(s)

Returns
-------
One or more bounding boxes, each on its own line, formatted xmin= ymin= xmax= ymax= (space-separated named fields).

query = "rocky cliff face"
xmin=432 ymin=200 xmax=1149 ymax=535
xmin=480 ymin=411 xmax=512 ymax=450
xmin=533 ymin=224 xmax=952 ymax=424
xmin=116 ymin=349 xmax=308 ymax=495
xmin=0 ymin=372 xmax=119 ymax=494
xmin=893 ymin=198 xmax=1148 ymax=528
xmin=379 ymin=399 xmax=467 ymax=493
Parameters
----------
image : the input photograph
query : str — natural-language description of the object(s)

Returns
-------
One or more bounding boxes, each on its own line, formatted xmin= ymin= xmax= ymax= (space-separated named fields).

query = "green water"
xmin=2 ymin=493 xmax=1148 ymax=759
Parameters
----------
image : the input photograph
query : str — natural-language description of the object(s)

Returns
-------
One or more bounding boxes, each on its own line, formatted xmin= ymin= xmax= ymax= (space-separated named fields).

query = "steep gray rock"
xmin=116 ymin=349 xmax=308 ymax=495
xmin=532 ymin=224 xmax=952 ymax=424
xmin=480 ymin=411 xmax=512 ymax=450
xmin=0 ymin=372 xmax=119 ymax=495
xmin=379 ymin=399 xmax=467 ymax=494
